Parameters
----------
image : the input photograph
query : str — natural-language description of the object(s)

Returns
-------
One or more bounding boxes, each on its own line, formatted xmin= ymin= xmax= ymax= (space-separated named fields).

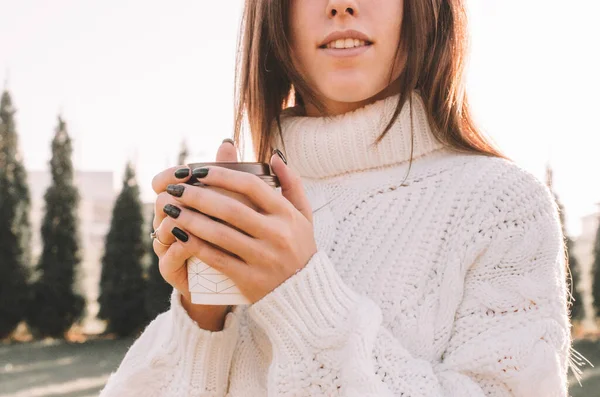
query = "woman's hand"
xmin=150 ymin=140 xmax=238 ymax=331
xmin=159 ymin=151 xmax=318 ymax=304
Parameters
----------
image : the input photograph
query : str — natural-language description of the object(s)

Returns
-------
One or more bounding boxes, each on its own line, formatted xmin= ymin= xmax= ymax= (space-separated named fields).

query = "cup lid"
xmin=187 ymin=162 xmax=280 ymax=187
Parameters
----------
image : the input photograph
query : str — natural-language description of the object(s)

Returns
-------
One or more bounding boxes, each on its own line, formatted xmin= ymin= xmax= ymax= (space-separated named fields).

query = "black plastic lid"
xmin=186 ymin=162 xmax=280 ymax=187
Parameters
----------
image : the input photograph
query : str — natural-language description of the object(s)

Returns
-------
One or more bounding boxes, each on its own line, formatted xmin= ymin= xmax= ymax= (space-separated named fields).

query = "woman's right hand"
xmin=150 ymin=139 xmax=238 ymax=331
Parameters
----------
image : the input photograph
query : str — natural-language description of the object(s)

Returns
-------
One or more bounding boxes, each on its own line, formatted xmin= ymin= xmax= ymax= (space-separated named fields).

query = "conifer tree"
xmin=592 ymin=213 xmax=600 ymax=318
xmin=546 ymin=165 xmax=584 ymax=321
xmin=0 ymin=89 xmax=31 ymax=338
xmin=178 ymin=139 xmax=189 ymax=165
xmin=98 ymin=162 xmax=148 ymax=336
xmin=145 ymin=214 xmax=172 ymax=319
xmin=27 ymin=116 xmax=84 ymax=338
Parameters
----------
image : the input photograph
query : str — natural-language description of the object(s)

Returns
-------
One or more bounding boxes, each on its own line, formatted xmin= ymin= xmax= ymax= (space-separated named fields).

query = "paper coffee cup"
xmin=185 ymin=162 xmax=280 ymax=305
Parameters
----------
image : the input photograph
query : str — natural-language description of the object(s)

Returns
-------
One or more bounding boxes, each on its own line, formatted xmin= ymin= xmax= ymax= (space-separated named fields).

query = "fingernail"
xmin=167 ymin=184 xmax=185 ymax=197
xmin=192 ymin=167 xmax=209 ymax=179
xmin=175 ymin=168 xmax=190 ymax=179
xmin=222 ymin=138 xmax=235 ymax=146
xmin=174 ymin=168 xmax=190 ymax=179
xmin=272 ymin=148 xmax=287 ymax=165
xmin=163 ymin=204 xmax=181 ymax=219
xmin=171 ymin=227 xmax=189 ymax=242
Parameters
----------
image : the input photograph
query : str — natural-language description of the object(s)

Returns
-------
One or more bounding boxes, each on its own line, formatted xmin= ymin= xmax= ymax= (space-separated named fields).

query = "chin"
xmin=319 ymin=82 xmax=379 ymax=104
xmin=316 ymin=72 xmax=388 ymax=107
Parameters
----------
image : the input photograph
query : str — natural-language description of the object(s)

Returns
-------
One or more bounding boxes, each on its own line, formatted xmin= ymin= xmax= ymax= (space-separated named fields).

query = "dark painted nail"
xmin=222 ymin=138 xmax=235 ymax=146
xmin=163 ymin=204 xmax=181 ymax=219
xmin=192 ymin=167 xmax=209 ymax=179
xmin=174 ymin=168 xmax=190 ymax=179
xmin=171 ymin=227 xmax=189 ymax=242
xmin=272 ymin=148 xmax=287 ymax=165
xmin=167 ymin=184 xmax=185 ymax=197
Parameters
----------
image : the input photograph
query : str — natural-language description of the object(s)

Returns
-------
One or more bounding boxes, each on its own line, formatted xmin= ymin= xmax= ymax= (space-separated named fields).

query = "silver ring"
xmin=151 ymin=229 xmax=172 ymax=248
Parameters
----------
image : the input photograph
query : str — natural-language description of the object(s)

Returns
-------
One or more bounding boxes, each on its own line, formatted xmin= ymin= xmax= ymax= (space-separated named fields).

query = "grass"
xmin=0 ymin=337 xmax=132 ymax=397
xmin=569 ymin=339 xmax=600 ymax=397
xmin=0 ymin=337 xmax=598 ymax=396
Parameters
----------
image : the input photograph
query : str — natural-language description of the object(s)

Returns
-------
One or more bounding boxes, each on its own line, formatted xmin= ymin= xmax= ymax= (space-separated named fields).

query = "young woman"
xmin=101 ymin=0 xmax=572 ymax=395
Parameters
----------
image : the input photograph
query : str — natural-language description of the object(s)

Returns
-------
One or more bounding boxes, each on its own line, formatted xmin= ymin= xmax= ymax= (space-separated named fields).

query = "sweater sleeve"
xmin=246 ymin=184 xmax=571 ymax=396
xmin=99 ymin=288 xmax=240 ymax=397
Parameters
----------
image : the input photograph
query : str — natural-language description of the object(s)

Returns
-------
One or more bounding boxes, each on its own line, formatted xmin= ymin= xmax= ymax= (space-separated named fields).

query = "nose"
xmin=326 ymin=0 xmax=359 ymax=18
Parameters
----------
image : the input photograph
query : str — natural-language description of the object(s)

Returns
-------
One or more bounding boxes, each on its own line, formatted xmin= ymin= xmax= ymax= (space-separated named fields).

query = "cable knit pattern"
xmin=100 ymin=92 xmax=571 ymax=396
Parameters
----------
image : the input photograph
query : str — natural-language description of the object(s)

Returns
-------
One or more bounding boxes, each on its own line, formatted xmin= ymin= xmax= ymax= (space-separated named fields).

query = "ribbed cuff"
xmin=165 ymin=288 xmax=240 ymax=392
xmin=247 ymin=251 xmax=362 ymax=356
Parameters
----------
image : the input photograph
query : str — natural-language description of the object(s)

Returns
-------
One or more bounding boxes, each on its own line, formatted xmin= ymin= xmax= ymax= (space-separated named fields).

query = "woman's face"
xmin=289 ymin=0 xmax=405 ymax=116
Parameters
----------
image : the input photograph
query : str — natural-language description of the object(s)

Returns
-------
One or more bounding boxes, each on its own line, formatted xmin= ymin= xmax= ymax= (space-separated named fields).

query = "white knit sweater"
xmin=100 ymin=92 xmax=571 ymax=396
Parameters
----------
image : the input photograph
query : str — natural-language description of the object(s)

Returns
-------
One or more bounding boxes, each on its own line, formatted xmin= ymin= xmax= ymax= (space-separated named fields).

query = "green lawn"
xmin=0 ymin=338 xmax=598 ymax=396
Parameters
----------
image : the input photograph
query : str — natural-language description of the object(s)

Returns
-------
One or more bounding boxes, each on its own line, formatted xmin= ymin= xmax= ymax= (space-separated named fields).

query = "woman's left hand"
xmin=162 ymin=152 xmax=317 ymax=304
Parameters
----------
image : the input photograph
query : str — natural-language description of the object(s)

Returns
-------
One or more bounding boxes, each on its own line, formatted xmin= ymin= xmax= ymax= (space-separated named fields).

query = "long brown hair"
xmin=233 ymin=0 xmax=509 ymax=163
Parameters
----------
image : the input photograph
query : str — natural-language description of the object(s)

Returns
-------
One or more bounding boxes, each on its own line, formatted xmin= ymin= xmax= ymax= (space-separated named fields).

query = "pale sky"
xmin=0 ymin=0 xmax=598 ymax=237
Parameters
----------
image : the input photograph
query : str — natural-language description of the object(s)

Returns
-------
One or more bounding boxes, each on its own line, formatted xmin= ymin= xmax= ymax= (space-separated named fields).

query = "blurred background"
xmin=0 ymin=0 xmax=599 ymax=396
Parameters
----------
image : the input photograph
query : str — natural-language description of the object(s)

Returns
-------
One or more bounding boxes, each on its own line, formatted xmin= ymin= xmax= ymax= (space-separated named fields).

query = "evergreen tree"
xmin=0 ymin=89 xmax=31 ymax=338
xmin=178 ymin=139 xmax=189 ymax=165
xmin=592 ymin=212 xmax=600 ymax=318
xmin=144 ymin=141 xmax=187 ymax=318
xmin=546 ymin=165 xmax=584 ymax=321
xmin=27 ymin=116 xmax=84 ymax=338
xmin=98 ymin=162 xmax=148 ymax=336
xmin=559 ymin=201 xmax=584 ymax=321
xmin=567 ymin=237 xmax=584 ymax=321
xmin=145 ymin=214 xmax=172 ymax=319
xmin=142 ymin=138 xmax=189 ymax=315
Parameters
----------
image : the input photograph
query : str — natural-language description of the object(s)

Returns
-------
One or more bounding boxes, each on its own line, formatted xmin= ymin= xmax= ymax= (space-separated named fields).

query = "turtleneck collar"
xmin=272 ymin=91 xmax=447 ymax=179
